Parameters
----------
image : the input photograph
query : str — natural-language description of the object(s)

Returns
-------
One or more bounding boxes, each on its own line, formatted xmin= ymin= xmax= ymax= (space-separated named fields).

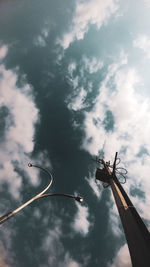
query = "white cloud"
xmin=67 ymin=62 xmax=79 ymax=90
xmin=34 ymin=35 xmax=46 ymax=47
xmin=78 ymin=51 xmax=150 ymax=263
xmin=66 ymin=56 xmax=103 ymax=112
xmin=0 ymin=45 xmax=8 ymax=60
xmin=34 ymin=25 xmax=49 ymax=47
xmin=67 ymin=262 xmax=79 ymax=267
xmin=81 ymin=52 xmax=149 ymax=161
xmin=0 ymin=220 xmax=16 ymax=266
xmin=72 ymin=202 xmax=90 ymax=236
xmin=67 ymin=87 xmax=87 ymax=111
xmin=133 ymin=35 xmax=150 ymax=58
xmin=68 ymin=62 xmax=77 ymax=76
xmin=0 ymin=47 xmax=51 ymax=199
xmin=85 ymin=174 xmax=102 ymax=200
xmin=107 ymin=194 xmax=122 ymax=237
xmin=0 ymin=63 xmax=38 ymax=198
xmin=59 ymin=0 xmax=119 ymax=49
xmin=81 ymin=51 xmax=150 ymax=206
xmin=63 ymin=254 xmax=81 ymax=267
xmin=66 ymin=52 xmax=150 ymax=238
xmin=144 ymin=0 xmax=150 ymax=7
xmin=83 ymin=56 xmax=103 ymax=74
xmin=0 ymin=241 xmax=11 ymax=267
xmin=108 ymin=244 xmax=131 ymax=267
xmin=40 ymin=218 xmax=81 ymax=267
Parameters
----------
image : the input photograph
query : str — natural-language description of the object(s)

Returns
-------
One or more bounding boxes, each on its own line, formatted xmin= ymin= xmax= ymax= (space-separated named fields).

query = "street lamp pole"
xmin=95 ymin=152 xmax=150 ymax=267
xmin=0 ymin=163 xmax=83 ymax=225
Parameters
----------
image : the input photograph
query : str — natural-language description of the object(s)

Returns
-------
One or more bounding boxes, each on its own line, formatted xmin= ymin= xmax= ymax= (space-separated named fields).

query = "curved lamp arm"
xmin=38 ymin=193 xmax=83 ymax=203
xmin=0 ymin=163 xmax=53 ymax=225
xmin=0 ymin=164 xmax=83 ymax=225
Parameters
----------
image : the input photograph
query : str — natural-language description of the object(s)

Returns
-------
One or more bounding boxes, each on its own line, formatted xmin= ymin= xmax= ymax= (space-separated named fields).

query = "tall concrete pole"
xmin=96 ymin=152 xmax=150 ymax=267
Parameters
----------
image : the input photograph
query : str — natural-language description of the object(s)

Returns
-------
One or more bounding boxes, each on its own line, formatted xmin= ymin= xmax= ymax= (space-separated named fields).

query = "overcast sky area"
xmin=0 ymin=0 xmax=150 ymax=266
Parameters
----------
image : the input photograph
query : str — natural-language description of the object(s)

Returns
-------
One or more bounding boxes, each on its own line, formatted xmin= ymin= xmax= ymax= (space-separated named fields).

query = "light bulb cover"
xmin=75 ymin=196 xmax=83 ymax=203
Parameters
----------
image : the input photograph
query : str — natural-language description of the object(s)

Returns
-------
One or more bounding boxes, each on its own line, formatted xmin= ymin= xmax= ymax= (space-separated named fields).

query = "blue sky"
xmin=0 ymin=0 xmax=150 ymax=266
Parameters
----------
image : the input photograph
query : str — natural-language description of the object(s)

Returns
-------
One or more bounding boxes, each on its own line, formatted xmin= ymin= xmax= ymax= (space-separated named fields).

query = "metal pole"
xmin=110 ymin=176 xmax=150 ymax=267
xmin=96 ymin=153 xmax=150 ymax=267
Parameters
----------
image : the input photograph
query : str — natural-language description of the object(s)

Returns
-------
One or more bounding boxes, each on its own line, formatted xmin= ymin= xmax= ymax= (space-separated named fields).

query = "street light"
xmin=95 ymin=152 xmax=150 ymax=267
xmin=0 ymin=163 xmax=83 ymax=225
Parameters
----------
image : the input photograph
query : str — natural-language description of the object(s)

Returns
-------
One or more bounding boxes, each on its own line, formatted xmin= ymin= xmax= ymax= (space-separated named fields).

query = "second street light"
xmin=0 ymin=163 xmax=83 ymax=226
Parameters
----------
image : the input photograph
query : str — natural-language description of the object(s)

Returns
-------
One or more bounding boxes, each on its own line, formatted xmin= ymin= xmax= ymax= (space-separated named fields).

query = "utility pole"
xmin=95 ymin=152 xmax=150 ymax=267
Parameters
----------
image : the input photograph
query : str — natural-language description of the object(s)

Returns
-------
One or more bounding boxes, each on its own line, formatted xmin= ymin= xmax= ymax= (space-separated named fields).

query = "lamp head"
xmin=75 ymin=196 xmax=83 ymax=203
xmin=28 ymin=163 xmax=33 ymax=167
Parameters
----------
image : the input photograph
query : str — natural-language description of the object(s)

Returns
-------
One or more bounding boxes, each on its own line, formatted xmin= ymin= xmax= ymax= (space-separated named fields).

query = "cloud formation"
xmin=108 ymin=244 xmax=131 ymax=267
xmin=66 ymin=56 xmax=103 ymax=112
xmin=133 ymin=35 xmax=150 ymax=58
xmin=0 ymin=45 xmax=8 ymax=61
xmin=81 ymin=50 xmax=150 ymax=221
xmin=66 ymin=51 xmax=150 ymax=265
xmin=81 ymin=52 xmax=148 ymax=162
xmin=0 ymin=241 xmax=11 ymax=267
xmin=40 ymin=217 xmax=81 ymax=267
xmin=34 ymin=25 xmax=49 ymax=47
xmin=82 ymin=56 xmax=103 ymax=74
xmin=67 ymin=87 xmax=87 ymax=111
xmin=59 ymin=0 xmax=119 ymax=49
xmin=0 ymin=45 xmax=50 ymax=199
xmin=85 ymin=174 xmax=102 ymax=200
xmin=107 ymin=194 xmax=122 ymax=237
xmin=72 ymin=202 xmax=90 ymax=236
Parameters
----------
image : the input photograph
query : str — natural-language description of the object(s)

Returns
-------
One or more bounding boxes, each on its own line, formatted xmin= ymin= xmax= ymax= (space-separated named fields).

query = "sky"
xmin=0 ymin=0 xmax=150 ymax=266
